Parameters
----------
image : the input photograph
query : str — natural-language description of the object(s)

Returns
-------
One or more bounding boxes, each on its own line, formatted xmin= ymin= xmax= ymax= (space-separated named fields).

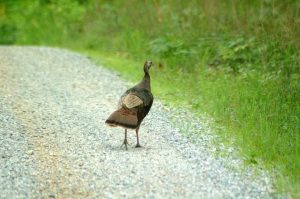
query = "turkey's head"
xmin=144 ymin=60 xmax=152 ymax=73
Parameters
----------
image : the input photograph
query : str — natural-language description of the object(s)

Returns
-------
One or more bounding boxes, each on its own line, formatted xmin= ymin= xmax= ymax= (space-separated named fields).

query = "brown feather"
xmin=105 ymin=107 xmax=138 ymax=129
xmin=122 ymin=94 xmax=143 ymax=108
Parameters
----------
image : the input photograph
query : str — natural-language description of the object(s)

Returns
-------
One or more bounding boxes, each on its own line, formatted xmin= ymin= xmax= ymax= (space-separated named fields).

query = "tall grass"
xmin=1 ymin=0 xmax=299 ymax=196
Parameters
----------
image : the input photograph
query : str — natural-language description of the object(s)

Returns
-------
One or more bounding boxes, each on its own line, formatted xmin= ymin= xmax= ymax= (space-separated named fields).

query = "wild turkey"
xmin=105 ymin=61 xmax=153 ymax=149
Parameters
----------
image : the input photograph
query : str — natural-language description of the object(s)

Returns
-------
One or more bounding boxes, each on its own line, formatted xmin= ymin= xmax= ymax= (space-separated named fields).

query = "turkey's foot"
xmin=135 ymin=143 xmax=142 ymax=148
xmin=120 ymin=139 xmax=130 ymax=150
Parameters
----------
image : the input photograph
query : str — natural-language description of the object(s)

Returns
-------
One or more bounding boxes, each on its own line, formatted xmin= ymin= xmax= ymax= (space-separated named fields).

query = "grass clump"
xmin=1 ymin=0 xmax=299 ymax=196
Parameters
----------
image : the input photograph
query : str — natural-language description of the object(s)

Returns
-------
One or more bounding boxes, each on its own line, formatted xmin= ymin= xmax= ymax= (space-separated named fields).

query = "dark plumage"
xmin=105 ymin=61 xmax=153 ymax=149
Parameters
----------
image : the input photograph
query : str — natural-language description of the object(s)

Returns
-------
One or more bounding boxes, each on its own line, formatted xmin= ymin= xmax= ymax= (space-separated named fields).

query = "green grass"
xmin=1 ymin=0 xmax=300 ymax=197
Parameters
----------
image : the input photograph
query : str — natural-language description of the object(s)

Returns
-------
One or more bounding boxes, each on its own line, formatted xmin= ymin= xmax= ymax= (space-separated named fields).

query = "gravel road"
xmin=0 ymin=47 xmax=281 ymax=199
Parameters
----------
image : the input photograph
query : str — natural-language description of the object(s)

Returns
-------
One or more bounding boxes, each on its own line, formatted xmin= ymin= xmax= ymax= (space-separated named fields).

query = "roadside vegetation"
xmin=1 ymin=0 xmax=299 ymax=196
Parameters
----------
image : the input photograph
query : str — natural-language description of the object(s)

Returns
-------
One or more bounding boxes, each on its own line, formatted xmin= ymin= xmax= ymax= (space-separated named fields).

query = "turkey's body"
xmin=106 ymin=88 xmax=153 ymax=129
xmin=105 ymin=61 xmax=153 ymax=149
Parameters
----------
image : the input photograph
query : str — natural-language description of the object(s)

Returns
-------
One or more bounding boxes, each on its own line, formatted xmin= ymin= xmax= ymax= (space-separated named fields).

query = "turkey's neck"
xmin=141 ymin=71 xmax=151 ymax=91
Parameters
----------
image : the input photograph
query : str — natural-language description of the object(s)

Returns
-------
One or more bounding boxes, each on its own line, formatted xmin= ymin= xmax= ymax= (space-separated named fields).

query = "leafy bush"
xmin=1 ymin=0 xmax=85 ymax=44
xmin=0 ymin=22 xmax=17 ymax=44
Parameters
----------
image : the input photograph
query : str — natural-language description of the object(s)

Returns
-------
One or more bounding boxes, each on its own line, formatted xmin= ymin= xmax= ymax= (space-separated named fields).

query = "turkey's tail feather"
xmin=105 ymin=108 xmax=138 ymax=129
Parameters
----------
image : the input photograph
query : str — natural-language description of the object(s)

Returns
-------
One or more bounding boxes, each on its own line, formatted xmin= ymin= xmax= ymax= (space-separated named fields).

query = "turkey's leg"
xmin=135 ymin=126 xmax=141 ymax=148
xmin=121 ymin=129 xmax=129 ymax=150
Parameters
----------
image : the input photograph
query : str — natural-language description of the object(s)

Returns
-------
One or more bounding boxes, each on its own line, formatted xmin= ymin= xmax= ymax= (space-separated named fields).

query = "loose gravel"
xmin=0 ymin=46 xmax=284 ymax=198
